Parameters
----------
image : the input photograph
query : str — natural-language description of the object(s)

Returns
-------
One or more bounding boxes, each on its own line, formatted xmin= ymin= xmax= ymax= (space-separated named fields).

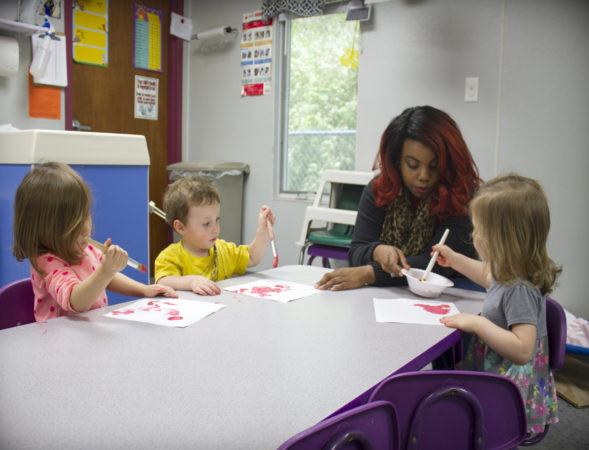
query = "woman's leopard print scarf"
xmin=379 ymin=188 xmax=436 ymax=255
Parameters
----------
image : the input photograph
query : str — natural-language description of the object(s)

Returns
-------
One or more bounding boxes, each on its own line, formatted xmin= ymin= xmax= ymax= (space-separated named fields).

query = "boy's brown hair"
xmin=470 ymin=173 xmax=561 ymax=295
xmin=163 ymin=176 xmax=220 ymax=226
xmin=13 ymin=162 xmax=92 ymax=275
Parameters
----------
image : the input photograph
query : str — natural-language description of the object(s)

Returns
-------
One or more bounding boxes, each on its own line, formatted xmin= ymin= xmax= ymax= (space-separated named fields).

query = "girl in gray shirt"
xmin=433 ymin=173 xmax=561 ymax=435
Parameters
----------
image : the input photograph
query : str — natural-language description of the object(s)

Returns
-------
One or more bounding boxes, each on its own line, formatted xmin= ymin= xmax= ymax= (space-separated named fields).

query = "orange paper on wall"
xmin=28 ymin=74 xmax=61 ymax=119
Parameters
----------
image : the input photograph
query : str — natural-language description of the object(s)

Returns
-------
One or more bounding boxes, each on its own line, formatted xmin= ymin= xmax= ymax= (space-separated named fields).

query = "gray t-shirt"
xmin=482 ymin=280 xmax=547 ymax=339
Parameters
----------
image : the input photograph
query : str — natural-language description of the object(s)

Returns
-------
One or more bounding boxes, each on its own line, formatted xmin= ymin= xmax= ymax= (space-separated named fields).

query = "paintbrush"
xmin=420 ymin=228 xmax=450 ymax=282
xmin=88 ymin=238 xmax=147 ymax=273
xmin=267 ymin=221 xmax=279 ymax=268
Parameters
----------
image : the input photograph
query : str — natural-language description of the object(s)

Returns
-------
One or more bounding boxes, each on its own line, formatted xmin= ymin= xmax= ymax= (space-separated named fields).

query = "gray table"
xmin=0 ymin=265 xmax=484 ymax=449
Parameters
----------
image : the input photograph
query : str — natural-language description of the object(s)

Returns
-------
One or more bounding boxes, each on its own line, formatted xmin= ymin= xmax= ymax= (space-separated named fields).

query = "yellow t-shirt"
xmin=155 ymin=239 xmax=250 ymax=282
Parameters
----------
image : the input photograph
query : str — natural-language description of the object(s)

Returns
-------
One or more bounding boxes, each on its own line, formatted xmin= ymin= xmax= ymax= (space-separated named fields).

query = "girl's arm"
xmin=70 ymin=244 xmax=128 ymax=312
xmin=108 ymin=273 xmax=177 ymax=298
xmin=247 ymin=206 xmax=274 ymax=267
xmin=442 ymin=314 xmax=537 ymax=365
xmin=433 ymin=244 xmax=491 ymax=288
xmin=406 ymin=216 xmax=476 ymax=278
xmin=157 ymin=275 xmax=220 ymax=296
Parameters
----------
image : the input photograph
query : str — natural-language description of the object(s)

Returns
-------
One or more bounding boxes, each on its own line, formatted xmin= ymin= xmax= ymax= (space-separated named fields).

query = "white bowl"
xmin=401 ymin=268 xmax=454 ymax=298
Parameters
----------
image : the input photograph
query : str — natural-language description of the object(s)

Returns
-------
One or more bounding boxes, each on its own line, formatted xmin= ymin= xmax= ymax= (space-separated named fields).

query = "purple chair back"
xmin=0 ymin=278 xmax=35 ymax=330
xmin=277 ymin=400 xmax=399 ymax=450
xmin=368 ymin=371 xmax=526 ymax=450
xmin=546 ymin=297 xmax=566 ymax=371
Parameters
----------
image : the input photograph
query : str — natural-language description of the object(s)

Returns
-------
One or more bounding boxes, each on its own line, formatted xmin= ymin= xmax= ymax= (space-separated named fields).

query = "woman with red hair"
xmin=316 ymin=105 xmax=481 ymax=290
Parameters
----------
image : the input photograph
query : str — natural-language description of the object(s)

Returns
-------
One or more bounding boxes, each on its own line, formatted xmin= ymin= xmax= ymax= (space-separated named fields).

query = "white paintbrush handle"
xmin=420 ymin=228 xmax=450 ymax=281
xmin=271 ymin=240 xmax=277 ymax=258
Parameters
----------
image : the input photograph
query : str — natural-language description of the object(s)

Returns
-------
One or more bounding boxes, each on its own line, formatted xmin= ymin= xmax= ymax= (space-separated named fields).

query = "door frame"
xmin=63 ymin=0 xmax=183 ymax=165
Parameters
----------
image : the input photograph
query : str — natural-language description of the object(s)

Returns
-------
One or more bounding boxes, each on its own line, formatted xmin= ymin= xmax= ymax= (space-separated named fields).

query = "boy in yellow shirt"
xmin=155 ymin=176 xmax=276 ymax=295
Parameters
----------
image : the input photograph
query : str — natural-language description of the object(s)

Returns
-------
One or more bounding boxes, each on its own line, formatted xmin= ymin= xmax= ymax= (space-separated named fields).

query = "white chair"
xmin=296 ymin=169 xmax=375 ymax=266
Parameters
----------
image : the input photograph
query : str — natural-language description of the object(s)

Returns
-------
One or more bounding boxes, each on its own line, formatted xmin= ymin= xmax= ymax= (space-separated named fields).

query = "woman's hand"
xmin=190 ymin=276 xmax=221 ymax=296
xmin=373 ymin=244 xmax=409 ymax=276
xmin=143 ymin=284 xmax=178 ymax=298
xmin=315 ymin=266 xmax=374 ymax=291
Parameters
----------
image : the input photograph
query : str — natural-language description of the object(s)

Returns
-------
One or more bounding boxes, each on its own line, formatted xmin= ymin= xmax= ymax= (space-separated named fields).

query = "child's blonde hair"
xmin=13 ymin=162 xmax=92 ymax=275
xmin=470 ymin=173 xmax=561 ymax=295
xmin=163 ymin=175 xmax=220 ymax=226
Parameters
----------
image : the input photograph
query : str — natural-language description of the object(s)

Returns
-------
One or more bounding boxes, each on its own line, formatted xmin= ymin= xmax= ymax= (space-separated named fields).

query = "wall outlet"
xmin=464 ymin=77 xmax=479 ymax=102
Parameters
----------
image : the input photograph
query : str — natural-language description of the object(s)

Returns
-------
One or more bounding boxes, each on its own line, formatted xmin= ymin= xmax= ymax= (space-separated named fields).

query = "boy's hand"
xmin=190 ymin=276 xmax=221 ymax=296
xmin=143 ymin=284 xmax=178 ymax=298
xmin=258 ymin=205 xmax=276 ymax=238
xmin=100 ymin=238 xmax=128 ymax=274
xmin=432 ymin=244 xmax=456 ymax=268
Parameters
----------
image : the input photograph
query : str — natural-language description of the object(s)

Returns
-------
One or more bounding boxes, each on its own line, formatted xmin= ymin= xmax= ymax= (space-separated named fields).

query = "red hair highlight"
xmin=372 ymin=106 xmax=481 ymax=218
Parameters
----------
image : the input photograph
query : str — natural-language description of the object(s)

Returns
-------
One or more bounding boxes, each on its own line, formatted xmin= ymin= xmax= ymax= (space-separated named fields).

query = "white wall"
xmin=185 ymin=0 xmax=309 ymax=274
xmin=185 ymin=0 xmax=589 ymax=317
xmin=0 ymin=1 xmax=65 ymax=130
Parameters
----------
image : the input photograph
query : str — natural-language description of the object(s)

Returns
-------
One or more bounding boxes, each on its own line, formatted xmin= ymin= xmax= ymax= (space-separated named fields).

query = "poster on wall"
xmin=240 ymin=11 xmax=273 ymax=97
xmin=72 ymin=0 xmax=109 ymax=67
xmin=134 ymin=3 xmax=162 ymax=72
xmin=134 ymin=75 xmax=158 ymax=120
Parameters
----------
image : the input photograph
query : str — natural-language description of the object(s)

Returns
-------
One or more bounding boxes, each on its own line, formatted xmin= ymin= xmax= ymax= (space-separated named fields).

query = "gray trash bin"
xmin=167 ymin=161 xmax=250 ymax=244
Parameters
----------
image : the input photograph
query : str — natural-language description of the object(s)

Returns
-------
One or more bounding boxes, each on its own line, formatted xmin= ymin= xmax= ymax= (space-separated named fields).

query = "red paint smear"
xmin=414 ymin=303 xmax=451 ymax=315
xmin=167 ymin=310 xmax=180 ymax=316
xmin=111 ymin=309 xmax=135 ymax=315
xmin=248 ymin=284 xmax=291 ymax=298
xmin=168 ymin=316 xmax=183 ymax=321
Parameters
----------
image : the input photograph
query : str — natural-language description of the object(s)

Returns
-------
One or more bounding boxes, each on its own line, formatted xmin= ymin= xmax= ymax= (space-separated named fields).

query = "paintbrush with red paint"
xmin=89 ymin=238 xmax=147 ymax=273
xmin=267 ymin=220 xmax=279 ymax=268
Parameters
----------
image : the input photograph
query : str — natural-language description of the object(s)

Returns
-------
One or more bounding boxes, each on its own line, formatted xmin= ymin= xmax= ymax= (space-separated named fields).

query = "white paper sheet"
xmin=224 ymin=279 xmax=319 ymax=303
xmin=31 ymin=33 xmax=67 ymax=87
xmin=104 ymin=298 xmax=225 ymax=327
xmin=373 ymin=297 xmax=460 ymax=325
xmin=170 ymin=12 xmax=193 ymax=41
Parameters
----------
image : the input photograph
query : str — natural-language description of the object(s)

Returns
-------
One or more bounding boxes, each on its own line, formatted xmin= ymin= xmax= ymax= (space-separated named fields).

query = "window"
xmin=276 ymin=11 xmax=360 ymax=196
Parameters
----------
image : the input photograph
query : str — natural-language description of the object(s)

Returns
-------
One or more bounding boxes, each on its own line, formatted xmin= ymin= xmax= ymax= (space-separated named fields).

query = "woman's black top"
xmin=349 ymin=180 xmax=477 ymax=287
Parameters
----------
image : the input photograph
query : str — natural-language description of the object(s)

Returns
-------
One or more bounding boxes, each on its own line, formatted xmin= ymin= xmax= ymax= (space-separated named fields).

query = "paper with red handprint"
xmin=224 ymin=279 xmax=319 ymax=303
xmin=104 ymin=298 xmax=225 ymax=327
xmin=373 ymin=297 xmax=460 ymax=325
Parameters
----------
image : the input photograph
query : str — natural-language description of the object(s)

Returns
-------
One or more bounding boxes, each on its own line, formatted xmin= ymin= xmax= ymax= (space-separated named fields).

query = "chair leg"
xmin=299 ymin=242 xmax=313 ymax=265
xmin=307 ymin=255 xmax=316 ymax=266
xmin=322 ymin=257 xmax=331 ymax=268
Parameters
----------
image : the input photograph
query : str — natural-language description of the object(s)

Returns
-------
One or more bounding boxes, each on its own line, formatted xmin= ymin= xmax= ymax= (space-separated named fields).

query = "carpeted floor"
xmin=531 ymin=398 xmax=589 ymax=449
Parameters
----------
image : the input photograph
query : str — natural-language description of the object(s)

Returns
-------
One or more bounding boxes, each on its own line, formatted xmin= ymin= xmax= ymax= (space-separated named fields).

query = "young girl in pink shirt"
xmin=13 ymin=162 xmax=176 ymax=322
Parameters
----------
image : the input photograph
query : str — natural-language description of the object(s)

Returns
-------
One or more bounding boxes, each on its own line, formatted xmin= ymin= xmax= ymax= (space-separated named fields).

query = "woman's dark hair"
xmin=372 ymin=105 xmax=481 ymax=217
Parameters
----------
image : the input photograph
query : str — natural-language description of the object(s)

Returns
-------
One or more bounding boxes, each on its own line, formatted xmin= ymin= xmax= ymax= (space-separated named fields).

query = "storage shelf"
xmin=0 ymin=18 xmax=44 ymax=35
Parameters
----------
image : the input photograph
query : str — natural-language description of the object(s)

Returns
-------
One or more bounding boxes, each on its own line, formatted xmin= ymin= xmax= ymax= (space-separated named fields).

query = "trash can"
xmin=167 ymin=161 xmax=250 ymax=244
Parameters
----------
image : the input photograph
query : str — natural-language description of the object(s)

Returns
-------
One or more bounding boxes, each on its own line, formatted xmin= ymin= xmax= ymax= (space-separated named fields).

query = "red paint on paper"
xmin=414 ymin=303 xmax=451 ymax=315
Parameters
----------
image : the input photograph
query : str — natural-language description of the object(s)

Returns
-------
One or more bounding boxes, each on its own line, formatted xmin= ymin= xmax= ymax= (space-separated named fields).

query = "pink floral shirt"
xmin=31 ymin=244 xmax=108 ymax=322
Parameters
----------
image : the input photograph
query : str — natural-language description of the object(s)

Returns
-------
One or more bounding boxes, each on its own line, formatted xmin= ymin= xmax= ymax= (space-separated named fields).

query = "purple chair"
xmin=368 ymin=371 xmax=526 ymax=450
xmin=277 ymin=400 xmax=399 ymax=450
xmin=519 ymin=296 xmax=566 ymax=446
xmin=0 ymin=278 xmax=35 ymax=330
